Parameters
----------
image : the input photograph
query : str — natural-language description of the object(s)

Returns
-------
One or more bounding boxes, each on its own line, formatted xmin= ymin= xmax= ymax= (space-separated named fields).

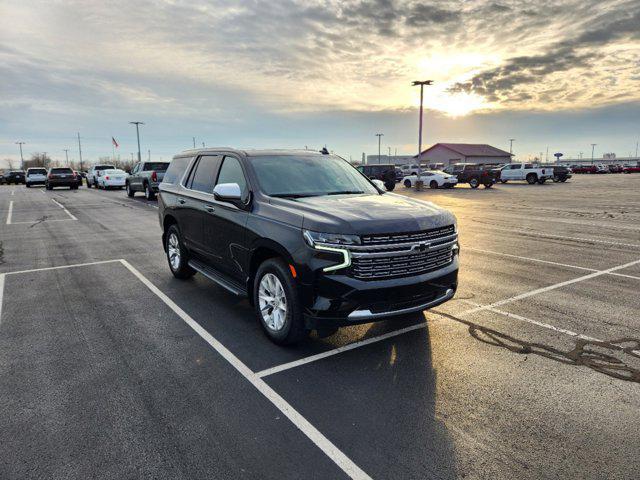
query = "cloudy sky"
xmin=1 ymin=0 xmax=639 ymax=167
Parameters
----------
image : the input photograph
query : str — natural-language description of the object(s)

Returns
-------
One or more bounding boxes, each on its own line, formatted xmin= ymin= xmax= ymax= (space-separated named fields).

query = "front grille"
xmin=350 ymin=249 xmax=453 ymax=280
xmin=361 ymin=225 xmax=455 ymax=246
xmin=346 ymin=225 xmax=457 ymax=280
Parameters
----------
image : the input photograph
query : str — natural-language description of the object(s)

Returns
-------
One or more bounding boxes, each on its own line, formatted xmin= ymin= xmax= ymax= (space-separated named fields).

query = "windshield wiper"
xmin=326 ymin=190 xmax=365 ymax=195
xmin=270 ymin=193 xmax=319 ymax=198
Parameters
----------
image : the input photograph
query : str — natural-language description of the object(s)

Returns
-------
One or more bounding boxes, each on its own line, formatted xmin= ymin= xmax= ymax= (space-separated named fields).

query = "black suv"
xmin=159 ymin=149 xmax=459 ymax=344
xmin=5 ymin=170 xmax=26 ymax=185
xmin=356 ymin=164 xmax=397 ymax=191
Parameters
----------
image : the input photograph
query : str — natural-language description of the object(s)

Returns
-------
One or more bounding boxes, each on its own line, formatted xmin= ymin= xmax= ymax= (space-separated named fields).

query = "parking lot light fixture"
xmin=129 ymin=121 xmax=144 ymax=163
xmin=591 ymin=143 xmax=597 ymax=165
xmin=412 ymin=80 xmax=433 ymax=190
xmin=15 ymin=141 xmax=25 ymax=169
xmin=375 ymin=133 xmax=383 ymax=164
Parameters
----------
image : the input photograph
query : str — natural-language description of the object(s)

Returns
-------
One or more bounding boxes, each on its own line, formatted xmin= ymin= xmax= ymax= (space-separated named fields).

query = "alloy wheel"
xmin=167 ymin=233 xmax=181 ymax=271
xmin=258 ymin=273 xmax=288 ymax=331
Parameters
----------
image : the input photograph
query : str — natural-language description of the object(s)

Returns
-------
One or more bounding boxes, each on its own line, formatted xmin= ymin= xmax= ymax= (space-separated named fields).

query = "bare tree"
xmin=24 ymin=153 xmax=52 ymax=169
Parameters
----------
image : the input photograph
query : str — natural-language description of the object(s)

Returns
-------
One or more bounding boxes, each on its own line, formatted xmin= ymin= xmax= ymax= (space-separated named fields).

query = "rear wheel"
xmin=429 ymin=180 xmax=438 ymax=189
xmin=145 ymin=183 xmax=156 ymax=200
xmin=553 ymin=175 xmax=560 ymax=183
xmin=165 ymin=225 xmax=196 ymax=279
xmin=484 ymin=182 xmax=493 ymax=188
xmin=560 ymin=178 xmax=567 ymax=182
xmin=469 ymin=178 xmax=480 ymax=188
xmin=254 ymin=258 xmax=308 ymax=345
xmin=500 ymin=179 xmax=508 ymax=183
xmin=126 ymin=182 xmax=135 ymax=197
xmin=526 ymin=173 xmax=537 ymax=184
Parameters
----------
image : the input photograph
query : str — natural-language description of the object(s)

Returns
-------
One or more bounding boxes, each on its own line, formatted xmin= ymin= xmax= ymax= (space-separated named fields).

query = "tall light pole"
xmin=129 ymin=121 xmax=144 ymax=163
xmin=192 ymin=137 xmax=196 ymax=148
xmin=15 ymin=141 xmax=25 ymax=169
xmin=63 ymin=149 xmax=69 ymax=165
xmin=509 ymin=138 xmax=515 ymax=155
xmin=635 ymin=141 xmax=638 ymax=159
xmin=412 ymin=80 xmax=433 ymax=189
xmin=388 ymin=146 xmax=391 ymax=162
xmin=77 ymin=132 xmax=83 ymax=171
xmin=375 ymin=133 xmax=383 ymax=164
xmin=591 ymin=143 xmax=596 ymax=165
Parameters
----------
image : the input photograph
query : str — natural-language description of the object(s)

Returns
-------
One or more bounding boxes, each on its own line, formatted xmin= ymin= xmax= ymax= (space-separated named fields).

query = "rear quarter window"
xmin=162 ymin=157 xmax=193 ymax=185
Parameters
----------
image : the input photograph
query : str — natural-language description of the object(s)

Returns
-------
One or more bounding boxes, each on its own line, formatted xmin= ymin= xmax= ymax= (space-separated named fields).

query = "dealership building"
xmin=367 ymin=143 xmax=513 ymax=167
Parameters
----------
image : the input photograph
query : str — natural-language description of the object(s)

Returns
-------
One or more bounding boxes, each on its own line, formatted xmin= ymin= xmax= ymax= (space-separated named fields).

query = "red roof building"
xmin=417 ymin=143 xmax=513 ymax=167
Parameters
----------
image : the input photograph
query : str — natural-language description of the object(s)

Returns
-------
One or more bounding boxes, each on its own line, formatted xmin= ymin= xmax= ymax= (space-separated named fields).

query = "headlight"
xmin=303 ymin=230 xmax=354 ymax=272
xmin=303 ymin=230 xmax=361 ymax=247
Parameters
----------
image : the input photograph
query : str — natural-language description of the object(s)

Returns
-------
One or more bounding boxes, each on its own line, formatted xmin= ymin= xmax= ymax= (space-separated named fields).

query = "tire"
xmin=429 ymin=180 xmax=438 ymax=189
xmin=46 ymin=184 xmax=52 ymax=190
xmin=500 ymin=179 xmax=508 ymax=184
xmin=484 ymin=182 xmax=493 ymax=188
xmin=404 ymin=179 xmax=412 ymax=188
xmin=254 ymin=258 xmax=309 ymax=345
xmin=560 ymin=178 xmax=567 ymax=182
xmin=469 ymin=178 xmax=480 ymax=188
xmin=126 ymin=182 xmax=135 ymax=197
xmin=537 ymin=178 xmax=546 ymax=184
xmin=87 ymin=179 xmax=92 ymax=188
xmin=144 ymin=183 xmax=156 ymax=200
xmin=553 ymin=176 xmax=560 ymax=183
xmin=526 ymin=173 xmax=537 ymax=184
xmin=165 ymin=225 xmax=196 ymax=279
xmin=26 ymin=183 xmax=31 ymax=188
xmin=384 ymin=180 xmax=395 ymax=191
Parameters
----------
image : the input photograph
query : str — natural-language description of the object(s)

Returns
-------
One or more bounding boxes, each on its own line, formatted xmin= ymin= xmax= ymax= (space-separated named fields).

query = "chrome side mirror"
xmin=213 ymin=182 xmax=242 ymax=201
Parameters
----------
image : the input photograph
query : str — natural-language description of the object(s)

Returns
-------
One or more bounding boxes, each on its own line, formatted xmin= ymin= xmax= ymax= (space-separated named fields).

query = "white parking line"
xmin=461 ymin=258 xmax=640 ymax=315
xmin=11 ymin=190 xmax=15 ymax=196
xmin=119 ymin=260 xmax=371 ymax=480
xmin=5 ymin=259 xmax=121 ymax=276
xmin=256 ymin=322 xmax=429 ymax=378
xmin=479 ymin=225 xmax=640 ymax=249
xmin=51 ymin=198 xmax=78 ymax=220
xmin=6 ymin=201 xmax=13 ymax=224
xmin=466 ymin=247 xmax=640 ymax=281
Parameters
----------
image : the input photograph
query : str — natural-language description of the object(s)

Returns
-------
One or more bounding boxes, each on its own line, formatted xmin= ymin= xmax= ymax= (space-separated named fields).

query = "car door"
xmin=130 ymin=163 xmax=142 ymax=190
xmin=179 ymin=155 xmax=222 ymax=256
xmin=202 ymin=154 xmax=250 ymax=279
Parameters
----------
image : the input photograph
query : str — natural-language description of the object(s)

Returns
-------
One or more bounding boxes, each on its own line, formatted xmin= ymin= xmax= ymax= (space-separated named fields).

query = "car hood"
xmin=270 ymin=193 xmax=455 ymax=235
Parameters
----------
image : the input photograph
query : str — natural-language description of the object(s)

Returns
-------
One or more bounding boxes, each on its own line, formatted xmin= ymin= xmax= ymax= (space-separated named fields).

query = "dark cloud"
xmin=405 ymin=4 xmax=460 ymax=26
xmin=451 ymin=1 xmax=640 ymax=102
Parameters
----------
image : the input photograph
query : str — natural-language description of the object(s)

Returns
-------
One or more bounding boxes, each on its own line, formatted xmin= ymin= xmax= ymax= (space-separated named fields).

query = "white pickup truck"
xmin=498 ymin=163 xmax=554 ymax=184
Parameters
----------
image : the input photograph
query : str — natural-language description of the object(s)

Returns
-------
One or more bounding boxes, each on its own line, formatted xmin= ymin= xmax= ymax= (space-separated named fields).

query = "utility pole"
xmin=202 ymin=142 xmax=205 ymax=148
xmin=635 ymin=141 xmax=638 ymax=159
xmin=545 ymin=146 xmax=549 ymax=162
xmin=375 ymin=133 xmax=383 ymax=164
xmin=412 ymin=80 xmax=433 ymax=189
xmin=148 ymin=149 xmax=151 ymax=161
xmin=388 ymin=146 xmax=391 ymax=162
xmin=15 ymin=141 xmax=25 ymax=169
xmin=77 ymin=132 xmax=83 ymax=171
xmin=63 ymin=149 xmax=69 ymax=165
xmin=509 ymin=138 xmax=515 ymax=155
xmin=591 ymin=143 xmax=597 ymax=165
xmin=129 ymin=121 xmax=144 ymax=163
xmin=192 ymin=137 xmax=196 ymax=148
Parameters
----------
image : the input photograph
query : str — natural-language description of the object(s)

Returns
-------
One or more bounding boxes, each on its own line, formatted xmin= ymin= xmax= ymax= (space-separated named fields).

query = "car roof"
xmin=176 ymin=148 xmax=327 ymax=158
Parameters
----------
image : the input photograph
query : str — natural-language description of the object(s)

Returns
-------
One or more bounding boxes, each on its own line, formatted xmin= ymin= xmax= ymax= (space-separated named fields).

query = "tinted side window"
xmin=216 ymin=156 xmax=248 ymax=200
xmin=190 ymin=155 xmax=222 ymax=193
xmin=163 ymin=157 xmax=192 ymax=185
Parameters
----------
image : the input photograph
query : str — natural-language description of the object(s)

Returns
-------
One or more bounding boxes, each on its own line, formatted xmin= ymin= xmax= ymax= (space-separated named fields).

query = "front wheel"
xmin=500 ymin=179 xmax=508 ymax=184
xmin=254 ymin=258 xmax=309 ymax=345
xmin=553 ymin=176 xmax=560 ymax=183
xmin=404 ymin=179 xmax=412 ymax=188
xmin=526 ymin=174 xmax=537 ymax=184
xmin=469 ymin=178 xmax=480 ymax=188
xmin=484 ymin=182 xmax=493 ymax=188
xmin=126 ymin=183 xmax=135 ymax=197
xmin=429 ymin=180 xmax=438 ymax=189
xmin=560 ymin=178 xmax=567 ymax=182
xmin=165 ymin=225 xmax=196 ymax=279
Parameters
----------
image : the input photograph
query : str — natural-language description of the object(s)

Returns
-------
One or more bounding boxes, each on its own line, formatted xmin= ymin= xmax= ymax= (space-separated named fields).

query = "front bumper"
xmin=301 ymin=259 xmax=458 ymax=329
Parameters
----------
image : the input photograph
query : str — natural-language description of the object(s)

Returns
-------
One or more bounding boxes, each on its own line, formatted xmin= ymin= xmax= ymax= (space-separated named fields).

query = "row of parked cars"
xmin=358 ymin=162 xmax=573 ymax=190
xmin=571 ymin=164 xmax=640 ymax=174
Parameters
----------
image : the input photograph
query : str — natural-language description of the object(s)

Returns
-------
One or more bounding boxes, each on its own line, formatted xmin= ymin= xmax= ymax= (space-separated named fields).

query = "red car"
xmin=623 ymin=165 xmax=640 ymax=173
xmin=571 ymin=165 xmax=597 ymax=174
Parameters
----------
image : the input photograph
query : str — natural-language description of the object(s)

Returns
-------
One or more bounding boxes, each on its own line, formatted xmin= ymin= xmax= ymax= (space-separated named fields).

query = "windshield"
xmin=249 ymin=155 xmax=379 ymax=197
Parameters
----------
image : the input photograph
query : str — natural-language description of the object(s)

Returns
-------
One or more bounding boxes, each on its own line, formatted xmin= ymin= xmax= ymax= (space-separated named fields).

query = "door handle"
xmin=205 ymin=204 xmax=215 ymax=213
xmin=178 ymin=197 xmax=186 ymax=205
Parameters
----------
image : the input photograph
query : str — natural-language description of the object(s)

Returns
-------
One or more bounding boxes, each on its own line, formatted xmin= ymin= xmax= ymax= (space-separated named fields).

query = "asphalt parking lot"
xmin=1 ymin=174 xmax=639 ymax=479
